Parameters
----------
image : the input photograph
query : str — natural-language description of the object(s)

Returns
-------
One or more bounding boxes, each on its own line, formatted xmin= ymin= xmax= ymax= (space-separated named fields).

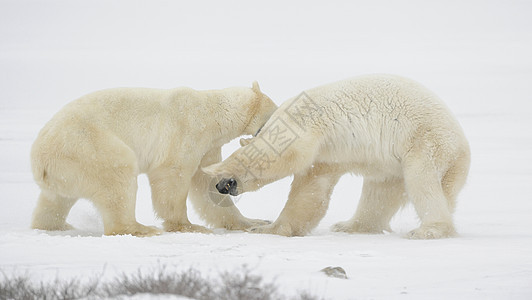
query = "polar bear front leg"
xmin=189 ymin=147 xmax=270 ymax=230
xmin=332 ymin=178 xmax=407 ymax=234
xmin=250 ymin=164 xmax=341 ymax=236
xmin=402 ymin=149 xmax=456 ymax=239
xmin=92 ymin=170 xmax=162 ymax=237
xmin=148 ymin=165 xmax=211 ymax=233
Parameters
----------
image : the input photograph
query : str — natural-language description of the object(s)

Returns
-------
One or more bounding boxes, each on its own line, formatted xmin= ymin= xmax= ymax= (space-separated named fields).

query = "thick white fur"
xmin=31 ymin=83 xmax=277 ymax=236
xmin=203 ymin=75 xmax=470 ymax=239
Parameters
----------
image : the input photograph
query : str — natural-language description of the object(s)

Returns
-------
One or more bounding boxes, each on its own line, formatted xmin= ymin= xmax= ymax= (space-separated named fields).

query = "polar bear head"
xmin=241 ymin=81 xmax=278 ymax=136
xmin=203 ymin=109 xmax=310 ymax=196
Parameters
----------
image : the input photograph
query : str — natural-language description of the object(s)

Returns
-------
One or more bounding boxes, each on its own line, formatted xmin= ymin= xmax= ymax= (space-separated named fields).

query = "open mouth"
xmin=215 ymin=178 xmax=238 ymax=196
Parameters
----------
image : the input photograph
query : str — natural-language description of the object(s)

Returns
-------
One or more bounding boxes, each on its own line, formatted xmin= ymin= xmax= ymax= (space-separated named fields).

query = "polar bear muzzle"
xmin=216 ymin=178 xmax=238 ymax=196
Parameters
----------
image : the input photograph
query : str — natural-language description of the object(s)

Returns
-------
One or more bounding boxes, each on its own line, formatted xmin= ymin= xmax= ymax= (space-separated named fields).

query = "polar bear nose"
xmin=216 ymin=178 xmax=238 ymax=196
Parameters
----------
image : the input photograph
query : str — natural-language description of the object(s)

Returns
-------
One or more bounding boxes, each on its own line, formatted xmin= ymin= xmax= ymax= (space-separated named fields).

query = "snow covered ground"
xmin=1 ymin=0 xmax=532 ymax=299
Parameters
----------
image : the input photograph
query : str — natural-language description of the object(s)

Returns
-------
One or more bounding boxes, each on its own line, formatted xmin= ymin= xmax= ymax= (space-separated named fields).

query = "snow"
xmin=1 ymin=0 xmax=532 ymax=299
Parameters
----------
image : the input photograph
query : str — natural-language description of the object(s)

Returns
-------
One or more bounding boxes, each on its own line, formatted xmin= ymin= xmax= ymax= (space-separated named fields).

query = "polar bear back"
xmin=31 ymin=86 xmax=257 ymax=176
xmin=304 ymin=74 xmax=458 ymax=129
xmin=275 ymin=74 xmax=468 ymax=178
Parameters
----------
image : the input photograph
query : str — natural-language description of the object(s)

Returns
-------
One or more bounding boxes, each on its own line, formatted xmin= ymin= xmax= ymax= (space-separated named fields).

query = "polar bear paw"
xmin=330 ymin=221 xmax=356 ymax=233
xmin=407 ymin=223 xmax=456 ymax=239
xmin=226 ymin=218 xmax=271 ymax=231
xmin=248 ymin=222 xmax=294 ymax=237
xmin=331 ymin=220 xmax=390 ymax=234
xmin=31 ymin=221 xmax=75 ymax=232
xmin=164 ymin=222 xmax=213 ymax=234
xmin=59 ymin=223 xmax=75 ymax=231
xmin=107 ymin=223 xmax=162 ymax=237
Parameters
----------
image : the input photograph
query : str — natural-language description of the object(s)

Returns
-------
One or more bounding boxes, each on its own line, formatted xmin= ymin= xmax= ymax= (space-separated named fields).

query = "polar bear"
xmin=204 ymin=74 xmax=470 ymax=239
xmin=31 ymin=82 xmax=277 ymax=236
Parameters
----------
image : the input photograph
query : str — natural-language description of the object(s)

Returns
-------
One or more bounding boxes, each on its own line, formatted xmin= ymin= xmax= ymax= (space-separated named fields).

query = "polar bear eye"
xmin=254 ymin=126 xmax=263 ymax=137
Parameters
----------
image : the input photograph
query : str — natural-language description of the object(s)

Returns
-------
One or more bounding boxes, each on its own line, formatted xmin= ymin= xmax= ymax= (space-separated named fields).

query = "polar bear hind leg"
xmin=402 ymin=147 xmax=456 ymax=239
xmin=32 ymin=129 xmax=161 ymax=237
xmin=331 ymin=178 xmax=407 ymax=234
xmin=31 ymin=190 xmax=77 ymax=231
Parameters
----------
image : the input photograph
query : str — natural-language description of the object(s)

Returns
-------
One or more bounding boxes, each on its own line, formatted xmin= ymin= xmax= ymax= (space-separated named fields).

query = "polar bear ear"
xmin=251 ymin=81 xmax=261 ymax=93
xmin=239 ymin=137 xmax=253 ymax=147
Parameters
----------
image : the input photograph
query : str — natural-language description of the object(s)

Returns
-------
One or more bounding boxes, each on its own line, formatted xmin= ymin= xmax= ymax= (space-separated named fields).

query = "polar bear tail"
xmin=442 ymin=148 xmax=471 ymax=213
xmin=31 ymin=159 xmax=48 ymax=187
xmin=30 ymin=141 xmax=51 ymax=188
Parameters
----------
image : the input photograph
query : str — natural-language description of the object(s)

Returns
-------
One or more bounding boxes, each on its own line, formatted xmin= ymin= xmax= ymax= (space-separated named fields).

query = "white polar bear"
xmin=204 ymin=74 xmax=470 ymax=239
xmin=31 ymin=83 xmax=277 ymax=236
